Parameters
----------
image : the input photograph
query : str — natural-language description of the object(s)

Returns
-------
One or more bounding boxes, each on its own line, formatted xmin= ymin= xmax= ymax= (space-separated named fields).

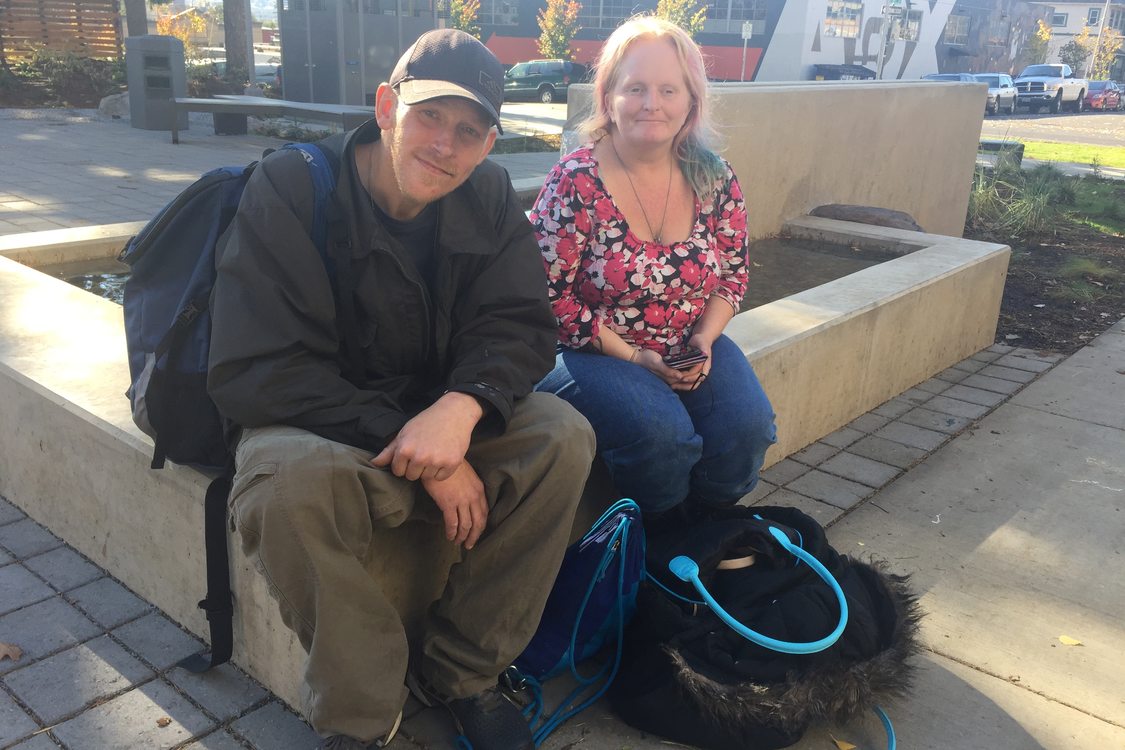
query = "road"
xmin=498 ymin=101 xmax=567 ymax=137
xmin=504 ymin=101 xmax=1125 ymax=149
xmin=980 ymin=110 xmax=1125 ymax=147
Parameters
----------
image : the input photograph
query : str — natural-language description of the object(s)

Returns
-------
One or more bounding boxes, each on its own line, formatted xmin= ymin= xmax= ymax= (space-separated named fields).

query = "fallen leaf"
xmin=0 ymin=642 xmax=22 ymax=663
xmin=1058 ymin=635 xmax=1083 ymax=646
xmin=831 ymin=736 xmax=858 ymax=750
xmin=156 ymin=717 xmax=172 ymax=728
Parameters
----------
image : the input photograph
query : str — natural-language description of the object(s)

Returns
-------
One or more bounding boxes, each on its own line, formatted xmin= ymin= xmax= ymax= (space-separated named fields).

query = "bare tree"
xmin=123 ymin=0 xmax=156 ymax=37
xmin=223 ymin=0 xmax=252 ymax=85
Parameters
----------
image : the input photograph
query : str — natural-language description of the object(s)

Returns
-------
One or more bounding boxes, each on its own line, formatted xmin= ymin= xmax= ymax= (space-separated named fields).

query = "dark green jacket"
xmin=208 ymin=120 xmax=556 ymax=452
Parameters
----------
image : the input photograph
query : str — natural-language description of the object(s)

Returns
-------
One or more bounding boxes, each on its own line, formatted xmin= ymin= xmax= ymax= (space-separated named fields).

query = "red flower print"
xmin=643 ymin=303 xmax=668 ymax=327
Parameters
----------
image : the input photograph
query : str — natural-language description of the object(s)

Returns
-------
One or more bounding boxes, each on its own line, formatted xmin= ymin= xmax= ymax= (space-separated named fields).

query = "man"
xmin=208 ymin=30 xmax=595 ymax=750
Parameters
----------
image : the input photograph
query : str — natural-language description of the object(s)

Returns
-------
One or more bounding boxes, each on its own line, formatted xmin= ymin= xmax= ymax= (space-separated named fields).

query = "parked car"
xmin=254 ymin=64 xmax=279 ymax=88
xmin=920 ymin=73 xmax=978 ymax=82
xmin=1014 ymin=64 xmax=1088 ymax=113
xmin=1085 ymin=80 xmax=1123 ymax=111
xmin=973 ymin=73 xmax=1017 ymax=115
xmin=503 ymin=59 xmax=587 ymax=103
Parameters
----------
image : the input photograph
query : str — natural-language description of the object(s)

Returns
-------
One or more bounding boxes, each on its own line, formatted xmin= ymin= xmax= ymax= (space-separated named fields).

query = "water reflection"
xmin=68 ymin=271 xmax=128 ymax=305
xmin=36 ymin=257 xmax=129 ymax=305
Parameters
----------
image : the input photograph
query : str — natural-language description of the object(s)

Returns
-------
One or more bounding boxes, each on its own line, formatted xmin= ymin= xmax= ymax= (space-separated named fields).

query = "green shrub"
xmin=1002 ymin=188 xmax=1053 ymax=234
xmin=966 ymin=159 xmax=1082 ymax=237
xmin=18 ymin=49 xmax=124 ymax=106
xmin=967 ymin=169 xmax=1007 ymax=227
xmin=251 ymin=120 xmax=333 ymax=141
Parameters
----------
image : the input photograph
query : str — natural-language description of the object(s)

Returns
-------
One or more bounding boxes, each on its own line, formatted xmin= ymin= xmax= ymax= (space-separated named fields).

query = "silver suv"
xmin=973 ymin=73 xmax=1017 ymax=115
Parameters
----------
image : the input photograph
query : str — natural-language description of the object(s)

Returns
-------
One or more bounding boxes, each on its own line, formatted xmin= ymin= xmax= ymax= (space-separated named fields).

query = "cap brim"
xmin=397 ymin=79 xmax=503 ymax=134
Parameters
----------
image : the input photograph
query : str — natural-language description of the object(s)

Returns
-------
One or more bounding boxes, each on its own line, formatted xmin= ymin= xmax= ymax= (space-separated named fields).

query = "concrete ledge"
xmin=738 ymin=219 xmax=1010 ymax=459
xmin=0 ymin=220 xmax=1009 ymax=711
xmin=0 ymin=222 xmax=145 ymax=267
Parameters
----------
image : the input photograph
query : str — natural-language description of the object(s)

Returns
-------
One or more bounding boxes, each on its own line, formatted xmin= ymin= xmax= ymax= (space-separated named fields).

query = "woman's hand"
xmin=669 ymin=334 xmax=714 ymax=392
xmin=631 ymin=348 xmax=691 ymax=388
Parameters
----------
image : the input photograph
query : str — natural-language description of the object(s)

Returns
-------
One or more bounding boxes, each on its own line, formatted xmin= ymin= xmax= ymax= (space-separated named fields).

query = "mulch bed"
xmin=967 ymin=223 xmax=1125 ymax=354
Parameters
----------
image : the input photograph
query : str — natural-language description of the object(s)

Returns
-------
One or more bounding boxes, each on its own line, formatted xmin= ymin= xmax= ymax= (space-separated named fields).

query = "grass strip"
xmin=1019 ymin=140 xmax=1125 ymax=170
xmin=1070 ymin=179 xmax=1125 ymax=236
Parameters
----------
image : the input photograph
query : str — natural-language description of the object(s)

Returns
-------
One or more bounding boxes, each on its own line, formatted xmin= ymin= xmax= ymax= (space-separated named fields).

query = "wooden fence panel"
xmin=1 ymin=0 xmax=123 ymax=64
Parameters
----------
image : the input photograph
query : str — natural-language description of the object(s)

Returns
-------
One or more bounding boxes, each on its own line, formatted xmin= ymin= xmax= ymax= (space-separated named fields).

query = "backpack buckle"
xmin=499 ymin=666 xmax=528 ymax=692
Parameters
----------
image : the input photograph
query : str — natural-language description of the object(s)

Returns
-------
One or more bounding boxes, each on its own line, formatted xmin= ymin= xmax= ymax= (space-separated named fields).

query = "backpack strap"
xmin=178 ymin=470 xmax=235 ymax=673
xmin=281 ymin=143 xmax=336 ymax=257
xmin=281 ymin=142 xmax=365 ymax=385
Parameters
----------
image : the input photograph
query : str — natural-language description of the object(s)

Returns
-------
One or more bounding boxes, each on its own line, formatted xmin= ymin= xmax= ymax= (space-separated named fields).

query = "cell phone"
xmin=662 ymin=346 xmax=708 ymax=370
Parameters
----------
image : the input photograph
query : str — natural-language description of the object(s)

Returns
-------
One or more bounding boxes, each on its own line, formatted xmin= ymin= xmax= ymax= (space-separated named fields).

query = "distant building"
xmin=276 ymin=0 xmax=1059 ymax=105
xmin=752 ymin=0 xmax=1052 ymax=80
xmin=1033 ymin=1 xmax=1125 ymax=79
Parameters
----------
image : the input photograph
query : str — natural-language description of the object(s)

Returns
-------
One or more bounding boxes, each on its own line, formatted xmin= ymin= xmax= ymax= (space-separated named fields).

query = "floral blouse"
xmin=531 ymin=146 xmax=749 ymax=357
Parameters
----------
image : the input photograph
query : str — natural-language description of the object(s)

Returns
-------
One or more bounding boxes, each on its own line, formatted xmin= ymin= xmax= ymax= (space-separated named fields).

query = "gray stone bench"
xmin=978 ymin=139 xmax=1025 ymax=165
xmin=171 ymin=95 xmax=372 ymax=144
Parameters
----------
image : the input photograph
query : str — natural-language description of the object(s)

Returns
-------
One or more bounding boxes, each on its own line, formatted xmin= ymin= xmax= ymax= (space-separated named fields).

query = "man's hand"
xmin=423 ymin=461 xmax=488 ymax=549
xmin=372 ymin=392 xmax=484 ymax=481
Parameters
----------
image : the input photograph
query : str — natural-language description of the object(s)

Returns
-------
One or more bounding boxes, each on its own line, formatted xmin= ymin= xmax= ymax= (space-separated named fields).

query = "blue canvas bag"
xmin=506 ymin=498 xmax=645 ymax=745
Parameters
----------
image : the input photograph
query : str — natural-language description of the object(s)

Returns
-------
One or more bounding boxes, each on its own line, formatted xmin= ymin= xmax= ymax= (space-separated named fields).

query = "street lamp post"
xmin=1085 ymin=0 xmax=1114 ymax=79
xmin=876 ymin=0 xmax=905 ymax=80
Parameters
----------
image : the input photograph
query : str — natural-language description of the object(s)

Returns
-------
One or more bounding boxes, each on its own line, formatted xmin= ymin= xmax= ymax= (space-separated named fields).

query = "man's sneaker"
xmin=316 ymin=710 xmax=402 ymax=749
xmin=407 ymin=673 xmax=532 ymax=750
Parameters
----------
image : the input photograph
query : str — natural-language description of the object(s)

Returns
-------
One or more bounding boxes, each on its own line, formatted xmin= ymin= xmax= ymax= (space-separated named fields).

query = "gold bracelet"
xmin=629 ymin=348 xmax=641 ymax=363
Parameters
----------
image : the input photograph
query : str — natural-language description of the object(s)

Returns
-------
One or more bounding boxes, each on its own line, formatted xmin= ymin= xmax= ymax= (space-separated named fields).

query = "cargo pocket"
xmin=229 ymin=461 xmax=278 ymax=541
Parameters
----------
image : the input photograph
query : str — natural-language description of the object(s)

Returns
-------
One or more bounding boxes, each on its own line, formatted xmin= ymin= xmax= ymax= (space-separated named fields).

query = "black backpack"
xmin=119 ymin=141 xmax=352 ymax=671
xmin=611 ymin=506 xmax=922 ymax=750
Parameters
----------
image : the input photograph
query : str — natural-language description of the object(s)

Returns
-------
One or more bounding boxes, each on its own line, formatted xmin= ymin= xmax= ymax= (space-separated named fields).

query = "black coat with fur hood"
xmin=611 ymin=505 xmax=922 ymax=750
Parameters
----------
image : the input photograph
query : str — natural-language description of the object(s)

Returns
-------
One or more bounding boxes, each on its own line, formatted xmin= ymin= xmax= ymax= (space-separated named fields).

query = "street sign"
xmin=742 ymin=21 xmax=753 ymax=40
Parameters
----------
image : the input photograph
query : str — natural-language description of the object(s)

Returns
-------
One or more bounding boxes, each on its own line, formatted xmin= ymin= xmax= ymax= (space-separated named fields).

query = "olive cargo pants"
xmin=229 ymin=393 xmax=595 ymax=742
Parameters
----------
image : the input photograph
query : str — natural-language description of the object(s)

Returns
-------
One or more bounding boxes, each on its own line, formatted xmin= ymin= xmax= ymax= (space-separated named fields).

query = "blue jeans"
xmin=536 ymin=334 xmax=777 ymax=514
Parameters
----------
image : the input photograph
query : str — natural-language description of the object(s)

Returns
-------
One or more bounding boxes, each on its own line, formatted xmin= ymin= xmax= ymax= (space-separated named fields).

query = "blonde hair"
xmin=580 ymin=15 xmax=724 ymax=199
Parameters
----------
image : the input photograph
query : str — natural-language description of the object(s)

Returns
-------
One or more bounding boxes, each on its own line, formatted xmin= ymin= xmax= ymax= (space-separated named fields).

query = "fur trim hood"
xmin=667 ymin=560 xmax=923 ymax=731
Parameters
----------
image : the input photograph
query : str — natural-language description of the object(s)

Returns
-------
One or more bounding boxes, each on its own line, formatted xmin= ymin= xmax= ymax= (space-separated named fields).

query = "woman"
xmin=532 ymin=16 xmax=776 ymax=520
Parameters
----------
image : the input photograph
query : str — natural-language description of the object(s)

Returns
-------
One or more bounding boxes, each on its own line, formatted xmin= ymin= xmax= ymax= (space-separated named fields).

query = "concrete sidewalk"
xmin=0 ymin=108 xmax=559 ymax=238
xmin=2 ymin=327 xmax=1123 ymax=749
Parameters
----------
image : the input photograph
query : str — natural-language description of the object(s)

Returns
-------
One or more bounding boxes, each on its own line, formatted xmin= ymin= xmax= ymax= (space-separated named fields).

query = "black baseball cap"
xmin=389 ymin=29 xmax=505 ymax=134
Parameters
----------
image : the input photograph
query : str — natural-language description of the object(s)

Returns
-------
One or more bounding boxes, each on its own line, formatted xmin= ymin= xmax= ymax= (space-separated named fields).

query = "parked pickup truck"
xmin=1014 ymin=64 xmax=1089 ymax=113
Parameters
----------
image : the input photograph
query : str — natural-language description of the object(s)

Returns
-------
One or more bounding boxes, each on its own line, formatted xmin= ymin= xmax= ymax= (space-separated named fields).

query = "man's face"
xmin=375 ymin=87 xmax=497 ymax=216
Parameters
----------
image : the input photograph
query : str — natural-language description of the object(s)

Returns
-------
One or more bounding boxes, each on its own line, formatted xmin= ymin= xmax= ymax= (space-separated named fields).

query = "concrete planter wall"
xmin=0 ymin=214 xmax=1007 ymax=709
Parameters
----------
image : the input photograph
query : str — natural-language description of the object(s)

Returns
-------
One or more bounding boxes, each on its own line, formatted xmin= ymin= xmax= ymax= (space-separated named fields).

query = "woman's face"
xmin=606 ymin=37 xmax=693 ymax=152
